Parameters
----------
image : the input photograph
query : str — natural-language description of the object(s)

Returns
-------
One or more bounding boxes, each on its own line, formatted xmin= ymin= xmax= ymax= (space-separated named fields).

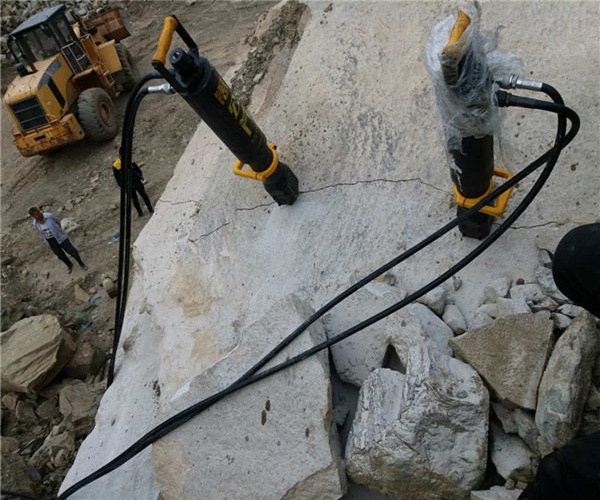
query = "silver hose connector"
xmin=146 ymin=83 xmax=175 ymax=95
xmin=496 ymin=74 xmax=543 ymax=91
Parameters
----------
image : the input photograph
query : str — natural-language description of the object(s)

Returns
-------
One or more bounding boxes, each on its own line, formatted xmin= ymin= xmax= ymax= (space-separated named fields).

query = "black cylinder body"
xmin=450 ymin=135 xmax=494 ymax=239
xmin=169 ymin=48 xmax=273 ymax=171
xmin=450 ymin=135 xmax=494 ymax=198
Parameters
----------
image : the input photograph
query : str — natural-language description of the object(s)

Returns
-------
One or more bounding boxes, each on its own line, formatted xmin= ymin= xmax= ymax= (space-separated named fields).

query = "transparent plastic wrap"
xmin=425 ymin=4 xmax=522 ymax=154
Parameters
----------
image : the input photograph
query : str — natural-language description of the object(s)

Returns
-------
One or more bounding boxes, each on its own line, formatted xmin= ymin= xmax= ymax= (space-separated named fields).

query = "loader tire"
xmin=115 ymin=43 xmax=139 ymax=91
xmin=77 ymin=88 xmax=118 ymax=142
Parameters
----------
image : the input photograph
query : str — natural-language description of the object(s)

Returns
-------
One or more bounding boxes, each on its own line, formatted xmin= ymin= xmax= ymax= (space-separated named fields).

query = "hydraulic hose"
xmin=59 ymin=87 xmax=578 ymax=499
xmin=227 ymin=88 xmax=577 ymax=385
xmin=108 ymin=71 xmax=164 ymax=388
xmin=250 ymin=108 xmax=575 ymax=377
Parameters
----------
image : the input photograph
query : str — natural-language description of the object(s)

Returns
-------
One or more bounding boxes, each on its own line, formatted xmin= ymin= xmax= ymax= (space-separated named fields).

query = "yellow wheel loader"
xmin=2 ymin=4 xmax=139 ymax=157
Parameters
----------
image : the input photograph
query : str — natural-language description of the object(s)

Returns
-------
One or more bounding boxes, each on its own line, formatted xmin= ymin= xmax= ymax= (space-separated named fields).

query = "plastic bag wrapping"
xmin=425 ymin=4 xmax=522 ymax=154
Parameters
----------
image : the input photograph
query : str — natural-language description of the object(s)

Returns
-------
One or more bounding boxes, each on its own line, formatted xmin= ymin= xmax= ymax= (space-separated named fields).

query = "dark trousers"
xmin=552 ymin=223 xmax=600 ymax=318
xmin=47 ymin=237 xmax=84 ymax=269
xmin=518 ymin=431 xmax=600 ymax=499
xmin=131 ymin=180 xmax=153 ymax=216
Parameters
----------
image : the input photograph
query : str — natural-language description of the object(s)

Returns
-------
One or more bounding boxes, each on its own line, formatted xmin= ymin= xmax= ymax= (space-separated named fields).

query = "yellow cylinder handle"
xmin=442 ymin=10 xmax=471 ymax=55
xmin=233 ymin=143 xmax=279 ymax=181
xmin=152 ymin=16 xmax=178 ymax=65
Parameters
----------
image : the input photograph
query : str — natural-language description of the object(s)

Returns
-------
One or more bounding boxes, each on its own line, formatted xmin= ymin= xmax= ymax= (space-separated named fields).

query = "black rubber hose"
xmin=143 ymin=93 xmax=579 ymax=429
xmin=129 ymin=96 xmax=580 ymax=443
xmin=108 ymin=72 xmax=163 ymax=388
xmin=227 ymin=92 xmax=578 ymax=387
xmin=59 ymin=92 xmax=578 ymax=499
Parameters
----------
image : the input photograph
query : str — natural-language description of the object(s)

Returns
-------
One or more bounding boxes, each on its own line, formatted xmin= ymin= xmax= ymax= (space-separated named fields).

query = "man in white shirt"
xmin=28 ymin=207 xmax=87 ymax=274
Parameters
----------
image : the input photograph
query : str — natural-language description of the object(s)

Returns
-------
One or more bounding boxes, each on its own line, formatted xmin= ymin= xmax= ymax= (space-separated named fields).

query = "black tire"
xmin=77 ymin=88 xmax=118 ymax=142
xmin=115 ymin=43 xmax=139 ymax=91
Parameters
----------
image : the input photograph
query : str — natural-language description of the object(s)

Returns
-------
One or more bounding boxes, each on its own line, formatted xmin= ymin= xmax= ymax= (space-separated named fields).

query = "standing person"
xmin=28 ymin=207 xmax=87 ymax=274
xmin=112 ymin=157 xmax=154 ymax=217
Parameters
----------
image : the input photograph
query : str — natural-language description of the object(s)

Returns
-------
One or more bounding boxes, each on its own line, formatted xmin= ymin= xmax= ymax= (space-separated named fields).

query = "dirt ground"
xmin=1 ymin=1 xmax=277 ymax=343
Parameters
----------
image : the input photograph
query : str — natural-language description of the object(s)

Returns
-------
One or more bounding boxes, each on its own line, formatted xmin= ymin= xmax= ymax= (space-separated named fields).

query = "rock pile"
xmin=1 ymin=311 xmax=107 ymax=499
xmin=57 ymin=247 xmax=599 ymax=499
xmin=326 ymin=252 xmax=600 ymax=498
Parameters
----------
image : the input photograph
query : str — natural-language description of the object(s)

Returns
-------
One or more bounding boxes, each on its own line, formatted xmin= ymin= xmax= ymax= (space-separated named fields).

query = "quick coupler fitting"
xmin=495 ymin=74 xmax=543 ymax=91
xmin=145 ymin=83 xmax=176 ymax=95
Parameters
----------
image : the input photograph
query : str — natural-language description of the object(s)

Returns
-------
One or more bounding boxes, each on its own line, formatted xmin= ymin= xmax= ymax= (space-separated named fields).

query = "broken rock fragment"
xmin=346 ymin=345 xmax=488 ymax=499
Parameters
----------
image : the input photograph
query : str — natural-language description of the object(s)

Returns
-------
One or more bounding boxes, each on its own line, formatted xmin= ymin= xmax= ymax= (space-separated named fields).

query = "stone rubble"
xmin=450 ymin=313 xmax=554 ymax=410
xmin=1 ymin=311 xmax=106 ymax=497
xmin=489 ymin=421 xmax=539 ymax=483
xmin=535 ymin=312 xmax=600 ymax=449
xmin=336 ymin=252 xmax=599 ymax=499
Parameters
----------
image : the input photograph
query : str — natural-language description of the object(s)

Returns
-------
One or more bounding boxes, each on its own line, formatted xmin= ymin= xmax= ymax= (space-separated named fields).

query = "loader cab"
xmin=7 ymin=4 xmax=89 ymax=76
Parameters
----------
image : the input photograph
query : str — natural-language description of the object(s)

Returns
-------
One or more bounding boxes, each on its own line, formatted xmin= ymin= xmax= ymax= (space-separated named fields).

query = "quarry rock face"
xmin=60 ymin=1 xmax=599 ymax=499
xmin=151 ymin=297 xmax=346 ymax=500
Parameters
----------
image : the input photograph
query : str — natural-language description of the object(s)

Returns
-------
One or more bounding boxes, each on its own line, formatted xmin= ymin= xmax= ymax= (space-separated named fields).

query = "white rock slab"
xmin=492 ymin=402 xmax=552 ymax=457
xmin=471 ymin=485 xmax=522 ymax=500
xmin=443 ymin=303 xmax=467 ymax=334
xmin=490 ymin=421 xmax=539 ymax=482
xmin=152 ymin=297 xmax=345 ymax=499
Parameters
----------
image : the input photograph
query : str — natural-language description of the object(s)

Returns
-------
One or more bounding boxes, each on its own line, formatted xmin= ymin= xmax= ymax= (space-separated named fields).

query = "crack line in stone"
xmin=509 ymin=221 xmax=561 ymax=230
xmin=302 ymin=177 xmax=447 ymax=195
xmin=235 ymin=177 xmax=448 ymax=212
xmin=236 ymin=201 xmax=275 ymax=211
xmin=159 ymin=199 xmax=201 ymax=207
xmin=189 ymin=221 xmax=230 ymax=242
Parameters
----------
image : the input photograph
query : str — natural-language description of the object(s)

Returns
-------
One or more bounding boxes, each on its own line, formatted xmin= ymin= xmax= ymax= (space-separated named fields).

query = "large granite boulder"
xmin=151 ymin=297 xmax=346 ymax=499
xmin=59 ymin=380 xmax=103 ymax=437
xmin=1 ymin=315 xmax=76 ymax=393
xmin=61 ymin=295 xmax=346 ymax=500
xmin=346 ymin=345 xmax=489 ymax=499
